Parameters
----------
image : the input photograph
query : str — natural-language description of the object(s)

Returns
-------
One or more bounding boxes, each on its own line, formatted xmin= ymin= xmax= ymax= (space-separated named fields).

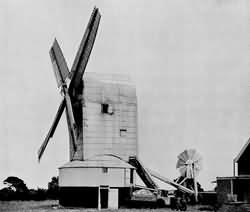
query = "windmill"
xmin=176 ymin=149 xmax=202 ymax=203
xmin=38 ymin=7 xmax=101 ymax=162
xmin=37 ymin=7 xmax=198 ymax=208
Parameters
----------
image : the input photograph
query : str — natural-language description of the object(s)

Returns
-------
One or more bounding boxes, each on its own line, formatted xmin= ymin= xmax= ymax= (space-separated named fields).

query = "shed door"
xmin=108 ymin=188 xmax=118 ymax=209
xmin=100 ymin=187 xmax=109 ymax=209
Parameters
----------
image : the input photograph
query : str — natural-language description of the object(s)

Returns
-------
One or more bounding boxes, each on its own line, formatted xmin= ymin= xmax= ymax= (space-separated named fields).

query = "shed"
xmin=59 ymin=154 xmax=135 ymax=208
xmin=234 ymin=138 xmax=250 ymax=176
xmin=217 ymin=176 xmax=250 ymax=205
xmin=216 ymin=138 xmax=250 ymax=206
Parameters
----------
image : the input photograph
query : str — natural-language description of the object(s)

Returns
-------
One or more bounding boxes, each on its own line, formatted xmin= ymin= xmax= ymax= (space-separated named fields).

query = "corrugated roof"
xmin=59 ymin=154 xmax=135 ymax=169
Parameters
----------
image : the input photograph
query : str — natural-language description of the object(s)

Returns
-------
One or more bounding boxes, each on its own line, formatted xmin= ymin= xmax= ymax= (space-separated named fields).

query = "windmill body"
xmin=59 ymin=73 xmax=138 ymax=208
xmin=67 ymin=72 xmax=138 ymax=161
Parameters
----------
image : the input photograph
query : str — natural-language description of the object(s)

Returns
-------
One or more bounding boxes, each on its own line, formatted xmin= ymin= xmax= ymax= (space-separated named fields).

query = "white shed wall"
xmin=59 ymin=167 xmax=129 ymax=187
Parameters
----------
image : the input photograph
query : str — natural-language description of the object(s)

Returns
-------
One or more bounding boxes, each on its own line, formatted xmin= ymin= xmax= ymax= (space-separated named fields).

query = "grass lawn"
xmin=0 ymin=200 xmax=214 ymax=212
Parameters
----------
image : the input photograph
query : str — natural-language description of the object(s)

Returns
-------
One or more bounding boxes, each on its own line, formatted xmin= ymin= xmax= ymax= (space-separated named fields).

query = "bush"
xmin=217 ymin=204 xmax=248 ymax=212
xmin=28 ymin=188 xmax=47 ymax=201
xmin=0 ymin=188 xmax=15 ymax=201
xmin=47 ymin=176 xmax=59 ymax=199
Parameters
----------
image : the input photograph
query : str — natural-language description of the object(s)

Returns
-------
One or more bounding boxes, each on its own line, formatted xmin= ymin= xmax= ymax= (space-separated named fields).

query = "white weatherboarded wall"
xmin=82 ymin=73 xmax=138 ymax=160
xmin=59 ymin=155 xmax=135 ymax=187
xmin=59 ymin=167 xmax=127 ymax=187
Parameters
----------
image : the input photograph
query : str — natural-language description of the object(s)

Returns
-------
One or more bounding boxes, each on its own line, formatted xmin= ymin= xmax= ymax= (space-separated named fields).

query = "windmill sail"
xmin=38 ymin=7 xmax=101 ymax=162
xmin=49 ymin=39 xmax=70 ymax=87
xmin=38 ymin=99 xmax=65 ymax=161
xmin=69 ymin=7 xmax=101 ymax=94
xmin=38 ymin=40 xmax=78 ymax=161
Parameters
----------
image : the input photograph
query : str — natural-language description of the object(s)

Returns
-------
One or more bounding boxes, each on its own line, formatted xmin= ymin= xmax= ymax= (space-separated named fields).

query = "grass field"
xmin=0 ymin=200 xmax=214 ymax=212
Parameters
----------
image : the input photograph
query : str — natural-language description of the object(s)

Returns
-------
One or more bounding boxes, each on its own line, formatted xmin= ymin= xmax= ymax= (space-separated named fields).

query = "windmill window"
xmin=101 ymin=104 xmax=113 ymax=115
xmin=101 ymin=104 xmax=109 ymax=113
xmin=120 ymin=129 xmax=127 ymax=137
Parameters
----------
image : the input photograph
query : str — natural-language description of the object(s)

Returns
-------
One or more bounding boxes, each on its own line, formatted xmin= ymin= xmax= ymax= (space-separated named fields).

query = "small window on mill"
xmin=101 ymin=104 xmax=113 ymax=115
xmin=120 ymin=129 xmax=127 ymax=137
xmin=102 ymin=167 xmax=108 ymax=173
xmin=101 ymin=104 xmax=109 ymax=113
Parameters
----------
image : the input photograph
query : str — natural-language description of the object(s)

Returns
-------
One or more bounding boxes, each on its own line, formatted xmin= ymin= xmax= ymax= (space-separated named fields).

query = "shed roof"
xmin=59 ymin=154 xmax=135 ymax=169
xmin=234 ymin=137 xmax=250 ymax=163
xmin=217 ymin=175 xmax=250 ymax=180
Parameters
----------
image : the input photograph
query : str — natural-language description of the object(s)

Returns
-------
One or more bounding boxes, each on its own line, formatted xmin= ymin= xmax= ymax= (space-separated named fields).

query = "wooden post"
xmin=98 ymin=186 xmax=101 ymax=210
xmin=233 ymin=161 xmax=235 ymax=176
xmin=193 ymin=164 xmax=198 ymax=203
xmin=230 ymin=179 xmax=233 ymax=195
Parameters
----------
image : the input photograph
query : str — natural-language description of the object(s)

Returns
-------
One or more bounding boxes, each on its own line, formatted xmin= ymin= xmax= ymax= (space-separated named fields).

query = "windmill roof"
xmin=84 ymin=72 xmax=136 ymax=87
xmin=59 ymin=154 xmax=135 ymax=169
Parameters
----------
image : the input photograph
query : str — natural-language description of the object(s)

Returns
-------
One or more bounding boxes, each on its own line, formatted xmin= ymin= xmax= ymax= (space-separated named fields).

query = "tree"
xmin=47 ymin=176 xmax=59 ymax=199
xmin=2 ymin=176 xmax=29 ymax=200
xmin=3 ymin=176 xmax=28 ymax=193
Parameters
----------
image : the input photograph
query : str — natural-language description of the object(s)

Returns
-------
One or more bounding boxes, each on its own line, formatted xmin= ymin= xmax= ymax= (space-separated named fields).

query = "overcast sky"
xmin=1 ymin=0 xmax=250 ymax=190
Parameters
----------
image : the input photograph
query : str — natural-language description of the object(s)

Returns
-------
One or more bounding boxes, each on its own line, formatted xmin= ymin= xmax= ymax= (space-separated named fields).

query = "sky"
xmin=0 ymin=0 xmax=250 ymax=190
